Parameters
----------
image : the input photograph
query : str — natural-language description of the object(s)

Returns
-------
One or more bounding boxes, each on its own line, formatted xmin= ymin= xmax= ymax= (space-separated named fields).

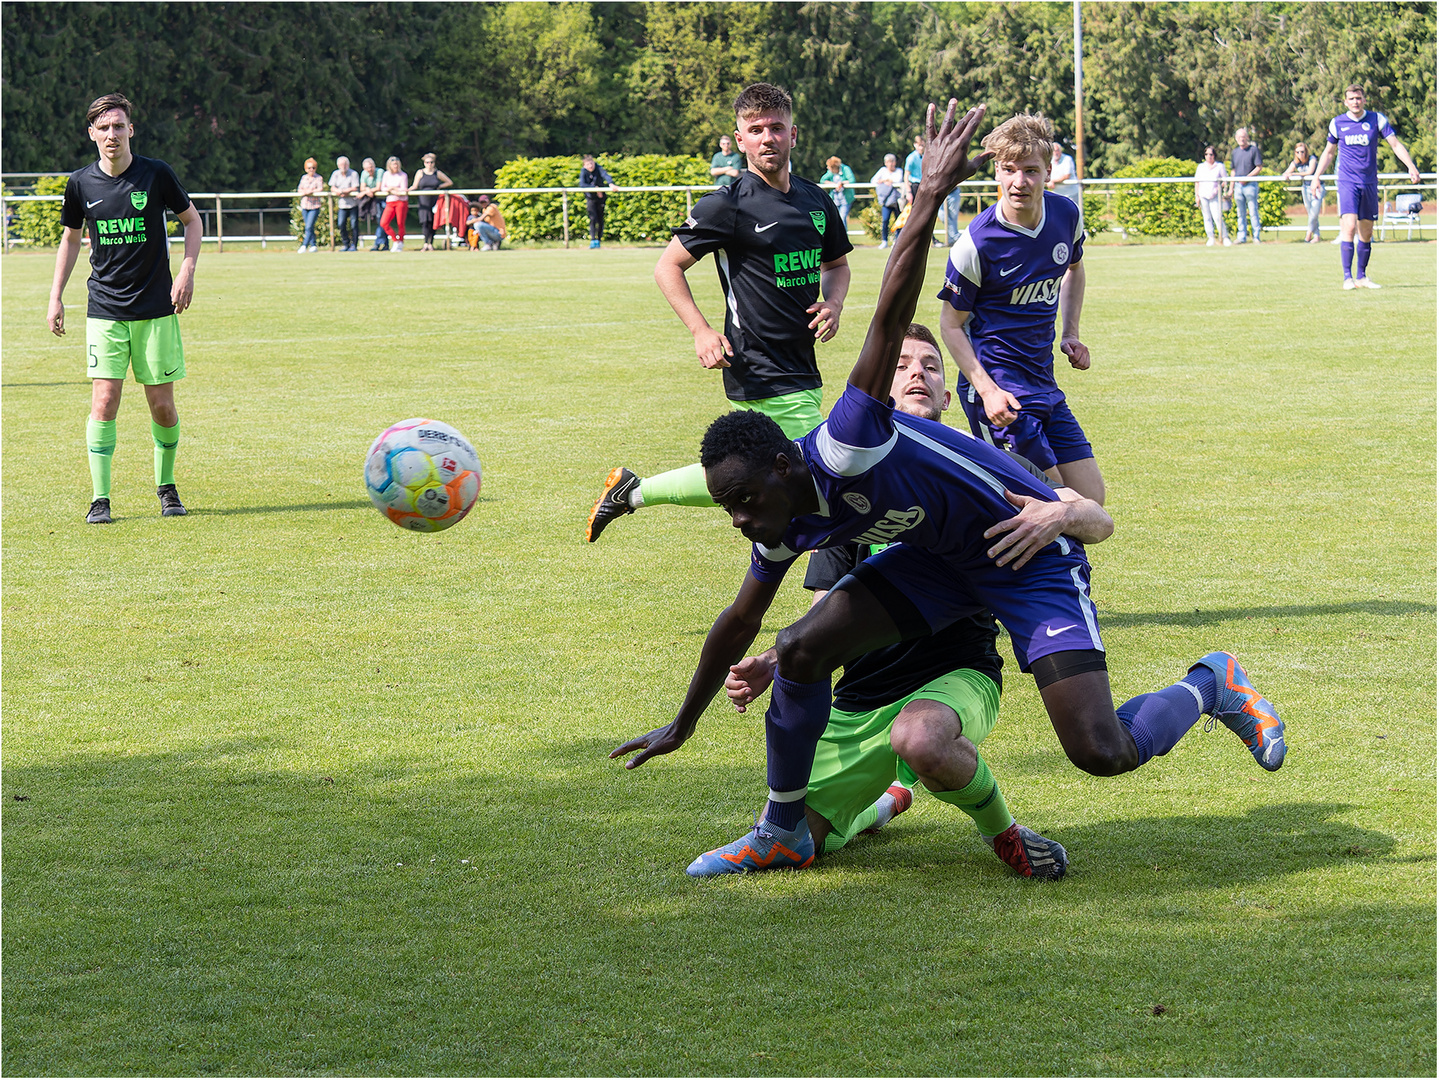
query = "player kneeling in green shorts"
xmin=48 ymin=92 xmax=202 ymax=524
xmin=723 ymin=325 xmax=1114 ymax=877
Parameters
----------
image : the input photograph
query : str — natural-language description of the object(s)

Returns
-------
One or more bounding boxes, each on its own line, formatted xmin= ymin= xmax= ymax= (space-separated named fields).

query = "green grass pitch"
xmin=2 ymin=237 xmax=1434 ymax=1075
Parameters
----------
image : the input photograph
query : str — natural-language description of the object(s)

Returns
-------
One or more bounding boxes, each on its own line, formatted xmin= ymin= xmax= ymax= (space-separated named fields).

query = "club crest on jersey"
xmin=843 ymin=492 xmax=872 ymax=513
xmin=130 ymin=191 xmax=148 ymax=211
xmin=810 ymin=211 xmax=827 ymax=235
xmin=1052 ymin=241 xmax=1069 ymax=264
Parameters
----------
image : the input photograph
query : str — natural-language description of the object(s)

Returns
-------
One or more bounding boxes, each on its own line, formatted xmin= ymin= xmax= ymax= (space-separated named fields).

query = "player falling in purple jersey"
xmin=1310 ymin=84 xmax=1422 ymax=290
xmin=938 ymin=113 xmax=1103 ymax=505
xmin=610 ymin=99 xmax=1287 ymax=876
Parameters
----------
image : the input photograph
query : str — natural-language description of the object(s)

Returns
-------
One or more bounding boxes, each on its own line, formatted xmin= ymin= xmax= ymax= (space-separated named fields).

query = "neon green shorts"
xmin=806 ymin=668 xmax=1001 ymax=844
xmin=86 ymin=315 xmax=185 ymax=384
xmin=732 ymin=388 xmax=823 ymax=440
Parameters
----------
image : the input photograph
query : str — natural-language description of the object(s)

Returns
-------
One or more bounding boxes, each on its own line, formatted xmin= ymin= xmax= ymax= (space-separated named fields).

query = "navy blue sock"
xmin=1357 ymin=240 xmax=1372 ymax=278
xmin=762 ymin=673 xmax=831 ymax=831
xmin=1116 ymin=683 xmax=1205 ymax=767
xmin=1181 ymin=665 xmax=1217 ymax=713
xmin=1340 ymin=240 xmax=1354 ymax=278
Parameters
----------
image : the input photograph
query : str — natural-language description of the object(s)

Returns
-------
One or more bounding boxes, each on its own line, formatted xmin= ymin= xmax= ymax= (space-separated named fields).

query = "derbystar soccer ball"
xmin=365 ymin=418 xmax=482 ymax=533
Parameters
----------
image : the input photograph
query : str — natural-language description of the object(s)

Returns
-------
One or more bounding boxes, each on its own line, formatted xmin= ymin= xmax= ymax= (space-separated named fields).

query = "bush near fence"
xmin=495 ymin=154 xmax=711 ymax=243
xmin=1114 ymin=157 xmax=1287 ymax=238
xmin=11 ymin=175 xmax=68 ymax=246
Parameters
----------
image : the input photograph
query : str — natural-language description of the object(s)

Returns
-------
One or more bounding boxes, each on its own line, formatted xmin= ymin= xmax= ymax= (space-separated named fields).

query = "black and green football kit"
xmin=61 ymin=154 xmax=192 ymax=501
xmin=639 ymin=171 xmax=853 ymax=509
xmin=802 ymin=543 xmax=1017 ymax=853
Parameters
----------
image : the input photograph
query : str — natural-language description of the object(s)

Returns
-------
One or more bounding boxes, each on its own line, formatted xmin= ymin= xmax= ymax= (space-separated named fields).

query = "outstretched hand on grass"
xmin=610 ymin=721 xmax=693 ymax=769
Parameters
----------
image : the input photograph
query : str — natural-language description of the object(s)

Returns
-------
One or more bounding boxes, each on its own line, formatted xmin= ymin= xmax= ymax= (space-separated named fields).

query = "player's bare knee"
xmin=773 ymin=626 xmax=834 ymax=684
xmin=889 ymin=702 xmax=962 ymax=776
xmin=1063 ymin=735 xmax=1138 ymax=777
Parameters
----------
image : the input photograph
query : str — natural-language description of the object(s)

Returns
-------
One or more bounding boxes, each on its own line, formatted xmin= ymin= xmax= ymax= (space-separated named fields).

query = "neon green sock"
xmin=931 ymin=756 xmax=1014 ymax=839
xmin=821 ymin=803 xmax=878 ymax=855
xmin=87 ymin=418 xmax=116 ymax=499
xmin=637 ymin=463 xmax=715 ymax=508
xmin=151 ymin=420 xmax=179 ymax=486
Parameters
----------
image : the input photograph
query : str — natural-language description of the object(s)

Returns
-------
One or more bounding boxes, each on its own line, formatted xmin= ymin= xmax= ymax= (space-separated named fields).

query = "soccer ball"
xmin=364 ymin=418 xmax=482 ymax=532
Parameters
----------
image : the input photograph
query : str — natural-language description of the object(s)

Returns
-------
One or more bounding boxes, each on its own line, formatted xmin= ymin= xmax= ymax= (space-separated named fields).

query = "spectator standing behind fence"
xmin=821 ymin=156 xmax=856 ymax=228
xmin=329 ymin=155 xmax=360 ymax=251
xmin=1311 ymin=84 xmax=1422 ymax=290
xmin=410 ymin=153 xmax=452 ymax=252
xmin=871 ymin=153 xmax=904 ymax=249
xmin=1226 ymin=129 xmax=1263 ymax=242
xmin=1048 ymin=142 xmax=1082 ymax=212
xmin=903 ymin=134 xmax=941 ymax=246
xmin=711 ymin=134 xmax=743 ymax=188
xmin=1281 ymin=142 xmax=1323 ymax=243
xmin=579 ymin=154 xmax=617 ymax=249
xmin=297 ymin=158 xmax=324 ymax=253
xmin=1194 ymin=146 xmax=1231 ymax=246
xmin=358 ymin=158 xmax=386 ymax=250
xmin=379 ymin=156 xmax=409 ymax=252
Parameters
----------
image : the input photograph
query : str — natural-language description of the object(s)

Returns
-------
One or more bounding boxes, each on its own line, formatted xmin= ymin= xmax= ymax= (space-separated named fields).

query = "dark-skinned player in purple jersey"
xmin=610 ymin=99 xmax=1287 ymax=876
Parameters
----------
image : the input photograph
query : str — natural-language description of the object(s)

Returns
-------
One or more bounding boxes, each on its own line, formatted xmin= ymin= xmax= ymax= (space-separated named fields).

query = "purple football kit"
xmin=1327 ymin=109 xmax=1395 ymax=220
xmin=938 ymin=191 xmax=1090 ymax=472
xmin=749 ymin=382 xmax=1103 ymax=671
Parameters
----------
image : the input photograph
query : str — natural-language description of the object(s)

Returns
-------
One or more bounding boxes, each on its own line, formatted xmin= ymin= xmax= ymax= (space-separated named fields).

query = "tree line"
xmin=3 ymin=1 xmax=1433 ymax=193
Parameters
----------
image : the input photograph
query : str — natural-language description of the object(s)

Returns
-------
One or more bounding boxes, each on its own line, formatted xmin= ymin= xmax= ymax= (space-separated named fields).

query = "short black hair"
xmin=905 ymin=322 xmax=939 ymax=353
xmin=700 ymin=410 xmax=793 ymax=472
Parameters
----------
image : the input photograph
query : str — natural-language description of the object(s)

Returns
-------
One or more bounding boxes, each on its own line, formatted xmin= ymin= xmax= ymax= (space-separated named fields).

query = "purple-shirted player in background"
xmin=610 ymin=100 xmax=1288 ymax=877
xmin=1310 ymin=84 xmax=1422 ymax=290
xmin=938 ymin=113 xmax=1103 ymax=506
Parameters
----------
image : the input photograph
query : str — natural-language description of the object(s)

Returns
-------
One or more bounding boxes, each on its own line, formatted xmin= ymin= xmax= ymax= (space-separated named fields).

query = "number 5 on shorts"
xmin=88 ymin=343 xmax=98 ymax=370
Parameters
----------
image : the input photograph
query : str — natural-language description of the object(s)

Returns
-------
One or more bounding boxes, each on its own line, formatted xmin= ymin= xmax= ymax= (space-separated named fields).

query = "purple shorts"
xmin=1338 ymin=183 xmax=1380 ymax=221
xmin=958 ymin=383 xmax=1093 ymax=473
xmin=856 ymin=539 xmax=1104 ymax=673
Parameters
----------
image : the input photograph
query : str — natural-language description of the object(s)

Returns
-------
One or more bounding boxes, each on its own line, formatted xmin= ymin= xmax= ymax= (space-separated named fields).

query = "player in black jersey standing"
xmin=587 ymin=82 xmax=853 ymax=541
xmin=48 ymin=93 xmax=202 ymax=524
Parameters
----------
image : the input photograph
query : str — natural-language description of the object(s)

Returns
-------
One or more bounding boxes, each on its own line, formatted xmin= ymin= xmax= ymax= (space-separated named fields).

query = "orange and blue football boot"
xmin=686 ymin=817 xmax=815 ymax=877
xmin=1190 ymin=651 xmax=1287 ymax=771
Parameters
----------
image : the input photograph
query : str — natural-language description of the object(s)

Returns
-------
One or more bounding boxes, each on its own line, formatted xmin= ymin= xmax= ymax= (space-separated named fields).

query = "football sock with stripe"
xmin=87 ymin=418 xmax=117 ymax=499
xmin=931 ymin=756 xmax=1013 ymax=839
xmin=1357 ymin=240 xmax=1372 ymax=278
xmin=636 ymin=463 xmax=716 ymax=508
xmin=1340 ymin=240 xmax=1355 ymax=279
xmin=1115 ymin=668 xmax=1214 ymax=767
xmin=762 ymin=673 xmax=831 ymax=831
xmin=151 ymin=420 xmax=180 ymax=487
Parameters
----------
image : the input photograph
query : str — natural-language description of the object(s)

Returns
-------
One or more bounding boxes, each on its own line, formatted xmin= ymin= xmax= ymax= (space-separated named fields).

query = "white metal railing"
xmin=4 ymin=173 xmax=1433 ymax=250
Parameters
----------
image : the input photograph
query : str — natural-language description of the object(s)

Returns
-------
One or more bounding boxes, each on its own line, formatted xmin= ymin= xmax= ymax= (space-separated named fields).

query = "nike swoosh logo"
xmin=998 ymin=264 xmax=1021 ymax=277
xmin=87 ymin=199 xmax=104 ymax=208
xmin=1045 ymin=624 xmax=1079 ymax=637
xmin=162 ymin=367 xmax=179 ymax=377
xmin=754 ymin=221 xmax=779 ymax=233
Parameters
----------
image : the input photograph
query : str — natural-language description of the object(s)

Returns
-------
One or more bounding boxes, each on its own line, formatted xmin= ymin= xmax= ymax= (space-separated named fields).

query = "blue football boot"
xmin=1190 ymin=651 xmax=1287 ymax=771
xmin=686 ymin=817 xmax=815 ymax=878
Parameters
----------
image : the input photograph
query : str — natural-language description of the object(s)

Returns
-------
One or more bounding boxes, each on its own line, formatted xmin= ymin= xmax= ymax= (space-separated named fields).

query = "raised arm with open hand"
xmin=847 ymin=100 xmax=992 ymax=403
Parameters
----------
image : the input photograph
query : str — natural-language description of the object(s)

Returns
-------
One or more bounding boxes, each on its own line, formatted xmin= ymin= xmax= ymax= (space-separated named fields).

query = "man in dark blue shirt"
xmin=578 ymin=154 xmax=616 ymax=249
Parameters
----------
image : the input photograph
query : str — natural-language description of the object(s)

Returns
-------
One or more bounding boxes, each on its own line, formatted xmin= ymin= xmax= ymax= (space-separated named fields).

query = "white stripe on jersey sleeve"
xmin=895 ymin=422 xmax=1007 ymax=495
xmin=1375 ymin=112 xmax=1390 ymax=132
xmin=756 ymin=541 xmax=799 ymax=563
xmin=816 ymin=423 xmax=898 ymax=477
xmin=948 ymin=231 xmax=982 ymax=287
xmin=1328 ymin=116 xmax=1340 ymax=140
xmin=716 ymin=250 xmax=742 ymax=331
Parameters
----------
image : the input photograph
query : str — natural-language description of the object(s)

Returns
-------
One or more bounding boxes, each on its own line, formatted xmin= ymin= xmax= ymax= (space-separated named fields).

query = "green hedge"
xmin=494 ymin=154 xmax=712 ymax=243
xmin=1113 ymin=157 xmax=1287 ymax=238
xmin=290 ymin=197 xmax=334 ymax=247
xmin=12 ymin=175 xmax=68 ymax=246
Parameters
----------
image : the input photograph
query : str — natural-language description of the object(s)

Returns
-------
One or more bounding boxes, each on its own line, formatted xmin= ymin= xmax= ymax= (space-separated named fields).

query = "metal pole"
xmin=686 ymin=190 xmax=692 ymax=217
xmin=329 ymin=195 xmax=336 ymax=252
xmin=1074 ymin=0 xmax=1085 ymax=181
xmin=562 ymin=192 xmax=569 ymax=249
xmin=216 ymin=195 xmax=224 ymax=253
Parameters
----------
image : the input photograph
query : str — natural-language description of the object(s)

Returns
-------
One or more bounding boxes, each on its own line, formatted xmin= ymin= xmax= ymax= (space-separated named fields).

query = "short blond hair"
xmin=981 ymin=113 xmax=1055 ymax=166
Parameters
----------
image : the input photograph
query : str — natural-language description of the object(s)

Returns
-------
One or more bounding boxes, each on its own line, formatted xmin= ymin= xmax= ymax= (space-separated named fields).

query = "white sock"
xmin=627 ymin=487 xmax=645 ymax=509
xmin=872 ymin=790 xmax=900 ymax=830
